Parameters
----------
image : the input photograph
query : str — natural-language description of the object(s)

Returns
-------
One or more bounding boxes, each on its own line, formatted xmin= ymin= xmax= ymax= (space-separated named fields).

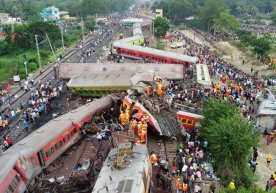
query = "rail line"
xmin=0 ymin=26 xmax=119 ymax=143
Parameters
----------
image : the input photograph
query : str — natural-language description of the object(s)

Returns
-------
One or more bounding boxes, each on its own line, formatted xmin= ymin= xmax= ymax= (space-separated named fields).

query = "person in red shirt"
xmin=6 ymin=136 xmax=13 ymax=147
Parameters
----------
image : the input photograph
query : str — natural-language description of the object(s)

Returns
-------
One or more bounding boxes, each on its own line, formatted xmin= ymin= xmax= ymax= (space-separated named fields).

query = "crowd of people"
xmin=75 ymin=28 xmax=115 ymax=63
xmin=0 ymin=76 xmax=63 ymax=151
xmin=152 ymin=131 xmax=217 ymax=193
xmin=145 ymin=29 xmax=275 ymax=192
xmin=240 ymin=23 xmax=276 ymax=35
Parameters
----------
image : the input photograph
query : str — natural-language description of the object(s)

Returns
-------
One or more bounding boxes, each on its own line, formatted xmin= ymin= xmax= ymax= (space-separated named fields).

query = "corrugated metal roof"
xmin=257 ymin=100 xmax=276 ymax=115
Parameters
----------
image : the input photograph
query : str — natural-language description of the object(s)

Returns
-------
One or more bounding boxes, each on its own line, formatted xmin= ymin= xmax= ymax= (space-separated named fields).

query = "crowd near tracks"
xmin=0 ymin=25 xmax=119 ymax=143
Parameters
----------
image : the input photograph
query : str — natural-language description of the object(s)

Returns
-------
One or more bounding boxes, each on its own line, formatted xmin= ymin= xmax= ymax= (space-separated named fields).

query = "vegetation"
xmin=213 ymin=11 xmax=239 ymax=32
xmin=200 ymin=99 xmax=257 ymax=188
xmin=235 ymin=29 xmax=274 ymax=58
xmin=156 ymin=40 xmax=165 ymax=50
xmin=153 ymin=17 xmax=170 ymax=37
xmin=272 ymin=8 xmax=276 ymax=25
xmin=0 ymin=0 xmax=133 ymax=18
xmin=0 ymin=21 xmax=85 ymax=83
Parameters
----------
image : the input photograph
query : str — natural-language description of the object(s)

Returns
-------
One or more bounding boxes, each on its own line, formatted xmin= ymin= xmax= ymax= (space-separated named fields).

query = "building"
xmin=155 ymin=9 xmax=163 ymax=17
xmin=120 ymin=18 xmax=143 ymax=26
xmin=40 ymin=6 xmax=60 ymax=23
xmin=0 ymin=13 xmax=9 ymax=23
xmin=257 ymin=99 xmax=276 ymax=131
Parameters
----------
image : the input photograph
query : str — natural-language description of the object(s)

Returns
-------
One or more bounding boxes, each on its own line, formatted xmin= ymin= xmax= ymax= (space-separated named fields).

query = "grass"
xmin=0 ymin=28 xmax=85 ymax=87
xmin=156 ymin=40 xmax=165 ymax=50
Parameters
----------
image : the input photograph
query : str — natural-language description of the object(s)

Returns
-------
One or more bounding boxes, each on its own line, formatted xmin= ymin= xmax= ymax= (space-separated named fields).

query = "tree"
xmin=272 ymin=9 xmax=276 ymax=25
xmin=200 ymin=99 xmax=257 ymax=188
xmin=168 ymin=0 xmax=192 ymax=24
xmin=84 ymin=16 xmax=96 ymax=31
xmin=198 ymin=0 xmax=227 ymax=30
xmin=154 ymin=17 xmax=170 ymax=37
xmin=213 ymin=11 xmax=239 ymax=32
xmin=250 ymin=35 xmax=272 ymax=58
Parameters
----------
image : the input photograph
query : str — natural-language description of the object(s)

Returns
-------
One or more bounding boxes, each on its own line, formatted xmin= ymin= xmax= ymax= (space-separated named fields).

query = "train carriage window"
xmin=11 ymin=176 xmax=20 ymax=188
xmin=55 ymin=141 xmax=63 ymax=150
xmin=46 ymin=147 xmax=55 ymax=158
xmin=181 ymin=119 xmax=187 ymax=124
xmin=187 ymin=120 xmax=193 ymax=125
xmin=15 ymin=175 xmax=20 ymax=184
xmin=8 ymin=185 xmax=14 ymax=192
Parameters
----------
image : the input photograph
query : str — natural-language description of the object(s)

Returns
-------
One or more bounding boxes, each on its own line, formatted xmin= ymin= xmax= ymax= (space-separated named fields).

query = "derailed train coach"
xmin=0 ymin=96 xmax=113 ymax=193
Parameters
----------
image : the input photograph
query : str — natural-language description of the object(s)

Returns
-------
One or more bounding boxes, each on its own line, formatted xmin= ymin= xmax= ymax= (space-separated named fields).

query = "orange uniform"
xmin=150 ymin=153 xmax=158 ymax=166
xmin=119 ymin=111 xmax=125 ymax=124
xmin=157 ymin=84 xmax=164 ymax=96
xmin=140 ymin=124 xmax=147 ymax=143
xmin=131 ymin=119 xmax=137 ymax=135
xmin=182 ymin=183 xmax=188 ymax=192
xmin=137 ymin=122 xmax=142 ymax=136
xmin=146 ymin=86 xmax=152 ymax=96
xmin=125 ymin=113 xmax=130 ymax=123
xmin=176 ymin=179 xmax=181 ymax=189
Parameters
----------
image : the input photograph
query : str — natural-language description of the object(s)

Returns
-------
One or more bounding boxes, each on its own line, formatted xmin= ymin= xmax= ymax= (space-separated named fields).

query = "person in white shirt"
xmin=194 ymin=183 xmax=202 ymax=193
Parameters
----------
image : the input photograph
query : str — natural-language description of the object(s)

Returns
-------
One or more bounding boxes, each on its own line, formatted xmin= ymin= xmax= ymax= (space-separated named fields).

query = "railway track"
xmin=33 ymin=137 xmax=112 ymax=193
xmin=0 ymin=26 xmax=120 ymax=143
xmin=159 ymin=138 xmax=178 ymax=166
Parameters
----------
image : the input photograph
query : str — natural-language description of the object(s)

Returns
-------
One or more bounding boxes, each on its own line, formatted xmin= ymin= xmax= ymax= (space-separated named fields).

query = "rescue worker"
xmin=175 ymin=178 xmax=181 ymax=193
xmin=150 ymin=151 xmax=158 ymax=166
xmin=124 ymin=109 xmax=130 ymax=123
xmin=119 ymin=111 xmax=125 ymax=124
xmin=140 ymin=123 xmax=147 ymax=143
xmin=229 ymin=179 xmax=235 ymax=191
xmin=182 ymin=181 xmax=188 ymax=193
xmin=131 ymin=119 xmax=137 ymax=135
xmin=141 ymin=114 xmax=146 ymax=124
xmin=137 ymin=121 xmax=142 ymax=136
xmin=157 ymin=83 xmax=164 ymax=96
xmin=146 ymin=86 xmax=153 ymax=96
xmin=216 ymin=84 xmax=221 ymax=94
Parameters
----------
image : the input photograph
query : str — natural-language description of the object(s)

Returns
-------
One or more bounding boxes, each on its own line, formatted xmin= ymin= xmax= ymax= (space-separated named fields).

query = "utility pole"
xmin=35 ymin=35 xmax=42 ymax=70
xmin=60 ymin=25 xmax=65 ymax=50
xmin=152 ymin=20 xmax=155 ymax=36
xmin=46 ymin=33 xmax=56 ymax=59
xmin=81 ymin=17 xmax=85 ymax=49
xmin=24 ymin=60 xmax=28 ymax=75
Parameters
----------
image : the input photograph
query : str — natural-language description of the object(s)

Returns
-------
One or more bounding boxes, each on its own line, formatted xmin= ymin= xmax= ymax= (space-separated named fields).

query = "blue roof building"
xmin=40 ymin=6 xmax=60 ymax=23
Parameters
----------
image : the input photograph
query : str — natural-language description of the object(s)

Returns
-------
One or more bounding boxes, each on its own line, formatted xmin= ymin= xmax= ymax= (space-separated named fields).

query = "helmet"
xmin=177 ymin=178 xmax=181 ymax=181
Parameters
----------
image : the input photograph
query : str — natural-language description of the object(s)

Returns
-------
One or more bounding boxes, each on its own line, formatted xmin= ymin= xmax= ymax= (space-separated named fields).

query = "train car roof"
xmin=113 ymin=42 xmax=199 ymax=63
xmin=59 ymin=63 xmax=184 ymax=80
xmin=8 ymin=97 xmax=113 ymax=157
xmin=92 ymin=144 xmax=148 ymax=193
xmin=177 ymin=110 xmax=203 ymax=119
xmin=120 ymin=18 xmax=143 ymax=23
xmin=0 ymin=151 xmax=21 ymax=182
xmin=115 ymin=36 xmax=144 ymax=44
xmin=67 ymin=72 xmax=135 ymax=88
xmin=196 ymin=64 xmax=211 ymax=88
